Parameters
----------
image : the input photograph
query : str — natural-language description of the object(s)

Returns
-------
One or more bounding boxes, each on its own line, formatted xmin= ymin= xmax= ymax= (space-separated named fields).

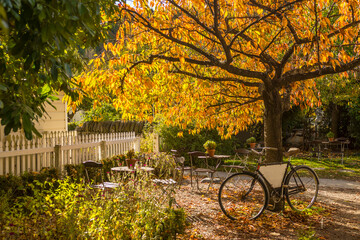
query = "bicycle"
xmin=218 ymin=147 xmax=319 ymax=220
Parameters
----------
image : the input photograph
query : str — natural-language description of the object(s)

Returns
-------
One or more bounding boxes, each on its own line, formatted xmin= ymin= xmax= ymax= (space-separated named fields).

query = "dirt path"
xmin=176 ymin=173 xmax=360 ymax=239
xmin=316 ymin=178 xmax=360 ymax=240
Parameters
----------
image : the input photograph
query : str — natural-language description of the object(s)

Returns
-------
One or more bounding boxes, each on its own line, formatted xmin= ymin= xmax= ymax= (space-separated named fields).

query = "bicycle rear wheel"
xmin=218 ymin=172 xmax=268 ymax=220
xmin=285 ymin=166 xmax=319 ymax=211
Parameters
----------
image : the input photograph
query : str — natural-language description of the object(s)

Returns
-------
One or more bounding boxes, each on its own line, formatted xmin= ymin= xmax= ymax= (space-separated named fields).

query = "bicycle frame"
xmin=252 ymin=161 xmax=306 ymax=204
xmin=218 ymin=147 xmax=319 ymax=220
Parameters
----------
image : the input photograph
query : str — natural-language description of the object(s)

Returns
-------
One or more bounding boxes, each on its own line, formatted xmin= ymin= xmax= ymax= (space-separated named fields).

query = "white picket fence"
xmin=0 ymin=131 xmax=140 ymax=175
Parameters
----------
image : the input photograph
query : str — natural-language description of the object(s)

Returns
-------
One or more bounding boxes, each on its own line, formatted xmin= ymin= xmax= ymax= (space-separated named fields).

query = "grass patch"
xmin=221 ymin=153 xmax=360 ymax=181
xmin=287 ymin=154 xmax=360 ymax=181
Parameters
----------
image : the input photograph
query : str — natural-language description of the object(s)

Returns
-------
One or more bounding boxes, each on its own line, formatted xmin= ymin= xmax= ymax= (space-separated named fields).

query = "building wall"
xmin=34 ymin=93 xmax=68 ymax=133
xmin=0 ymin=94 xmax=67 ymax=141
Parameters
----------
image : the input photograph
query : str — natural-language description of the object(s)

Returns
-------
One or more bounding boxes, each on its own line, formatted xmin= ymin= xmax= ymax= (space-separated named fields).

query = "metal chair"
xmin=188 ymin=151 xmax=216 ymax=192
xmin=152 ymin=178 xmax=180 ymax=208
xmin=171 ymin=149 xmax=193 ymax=187
xmin=82 ymin=160 xmax=119 ymax=190
xmin=221 ymin=148 xmax=250 ymax=178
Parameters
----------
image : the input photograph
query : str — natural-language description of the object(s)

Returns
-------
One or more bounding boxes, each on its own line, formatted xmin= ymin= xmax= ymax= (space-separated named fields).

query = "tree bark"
xmin=262 ymin=87 xmax=285 ymax=212
xmin=330 ymin=103 xmax=339 ymax=138
xmin=263 ymin=88 xmax=283 ymax=163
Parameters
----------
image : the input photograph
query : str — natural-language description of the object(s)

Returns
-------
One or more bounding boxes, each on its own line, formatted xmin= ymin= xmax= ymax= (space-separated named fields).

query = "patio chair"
xmin=82 ymin=160 xmax=119 ymax=190
xmin=188 ymin=151 xmax=216 ymax=192
xmin=152 ymin=178 xmax=180 ymax=208
xmin=221 ymin=148 xmax=250 ymax=178
xmin=171 ymin=149 xmax=193 ymax=187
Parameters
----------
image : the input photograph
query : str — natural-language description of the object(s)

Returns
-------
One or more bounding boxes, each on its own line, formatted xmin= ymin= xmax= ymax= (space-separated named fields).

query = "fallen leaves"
xmin=176 ymin=184 xmax=333 ymax=239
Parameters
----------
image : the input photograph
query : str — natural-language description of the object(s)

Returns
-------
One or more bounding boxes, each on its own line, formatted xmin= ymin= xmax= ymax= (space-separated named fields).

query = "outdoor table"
xmin=111 ymin=166 xmax=155 ymax=173
xmin=111 ymin=166 xmax=155 ymax=181
xmin=322 ymin=140 xmax=350 ymax=163
xmin=198 ymin=155 xmax=231 ymax=171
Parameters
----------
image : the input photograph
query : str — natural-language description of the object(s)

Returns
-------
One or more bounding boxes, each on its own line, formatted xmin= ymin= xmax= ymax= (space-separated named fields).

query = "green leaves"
xmin=40 ymin=84 xmax=51 ymax=96
xmin=0 ymin=0 xmax=119 ymax=139
xmin=0 ymin=5 xmax=8 ymax=34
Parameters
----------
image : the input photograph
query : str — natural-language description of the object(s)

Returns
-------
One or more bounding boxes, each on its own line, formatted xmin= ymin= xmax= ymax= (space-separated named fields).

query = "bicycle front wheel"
xmin=218 ymin=172 xmax=268 ymax=220
xmin=285 ymin=166 xmax=319 ymax=211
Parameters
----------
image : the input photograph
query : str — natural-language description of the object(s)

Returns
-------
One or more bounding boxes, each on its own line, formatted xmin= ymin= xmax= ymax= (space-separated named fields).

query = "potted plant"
xmin=203 ymin=140 xmax=216 ymax=157
xmin=326 ymin=131 xmax=335 ymax=142
xmin=125 ymin=149 xmax=138 ymax=169
xmin=246 ymin=137 xmax=257 ymax=149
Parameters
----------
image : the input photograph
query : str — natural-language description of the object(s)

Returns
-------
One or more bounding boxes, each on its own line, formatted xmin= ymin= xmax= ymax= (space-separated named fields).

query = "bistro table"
xmin=111 ymin=166 xmax=155 ymax=172
xmin=198 ymin=155 xmax=231 ymax=170
xmin=111 ymin=166 xmax=155 ymax=181
xmin=322 ymin=139 xmax=350 ymax=164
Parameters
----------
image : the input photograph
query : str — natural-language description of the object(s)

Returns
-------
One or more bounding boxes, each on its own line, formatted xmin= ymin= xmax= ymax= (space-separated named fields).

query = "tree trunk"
xmin=263 ymin=88 xmax=283 ymax=163
xmin=262 ymin=87 xmax=285 ymax=212
xmin=330 ymin=103 xmax=339 ymax=138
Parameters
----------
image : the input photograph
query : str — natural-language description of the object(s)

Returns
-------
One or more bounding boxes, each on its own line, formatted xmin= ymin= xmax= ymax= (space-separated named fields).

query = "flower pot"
xmin=207 ymin=149 xmax=215 ymax=157
xmin=249 ymin=143 xmax=256 ymax=149
xmin=126 ymin=159 xmax=138 ymax=169
xmin=328 ymin=138 xmax=334 ymax=142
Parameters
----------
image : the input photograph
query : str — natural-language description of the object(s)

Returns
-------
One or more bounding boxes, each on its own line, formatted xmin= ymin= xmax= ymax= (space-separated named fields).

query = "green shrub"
xmin=67 ymin=121 xmax=79 ymax=131
xmin=147 ymin=152 xmax=177 ymax=179
xmin=0 ymin=168 xmax=60 ymax=199
xmin=141 ymin=125 xmax=156 ymax=153
xmin=21 ymin=167 xmax=59 ymax=184
xmin=101 ymin=154 xmax=126 ymax=179
xmin=0 ymin=174 xmax=24 ymax=199
xmin=65 ymin=155 xmax=126 ymax=182
xmin=64 ymin=164 xmax=85 ymax=182
xmin=158 ymin=122 xmax=236 ymax=155
xmin=0 ymin=178 xmax=186 ymax=239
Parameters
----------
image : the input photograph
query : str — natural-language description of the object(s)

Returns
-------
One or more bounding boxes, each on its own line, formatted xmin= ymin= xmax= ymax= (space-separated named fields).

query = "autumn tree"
xmin=76 ymin=0 xmax=360 ymax=162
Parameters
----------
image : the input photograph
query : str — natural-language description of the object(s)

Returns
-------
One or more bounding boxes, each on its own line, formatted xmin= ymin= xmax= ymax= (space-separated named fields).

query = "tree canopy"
xmin=0 ymin=0 xmax=116 ymax=139
xmin=76 ymin=0 xmax=360 ymax=161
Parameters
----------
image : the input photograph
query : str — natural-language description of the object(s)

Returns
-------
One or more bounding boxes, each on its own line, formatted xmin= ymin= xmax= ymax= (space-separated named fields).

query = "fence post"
xmin=153 ymin=133 xmax=159 ymax=153
xmin=100 ymin=141 xmax=107 ymax=160
xmin=134 ymin=137 xmax=141 ymax=152
xmin=54 ymin=145 xmax=62 ymax=175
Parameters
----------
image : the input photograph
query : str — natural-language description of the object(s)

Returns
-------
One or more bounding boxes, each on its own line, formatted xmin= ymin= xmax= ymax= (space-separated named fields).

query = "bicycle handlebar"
xmin=250 ymin=147 xmax=278 ymax=156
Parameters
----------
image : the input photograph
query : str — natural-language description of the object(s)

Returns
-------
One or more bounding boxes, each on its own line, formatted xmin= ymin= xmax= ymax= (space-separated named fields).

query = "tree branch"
xmin=172 ymin=68 xmax=261 ymax=87
xmin=282 ymin=57 xmax=360 ymax=85
xmin=229 ymin=0 xmax=304 ymax=49
xmin=124 ymin=7 xmax=218 ymax=63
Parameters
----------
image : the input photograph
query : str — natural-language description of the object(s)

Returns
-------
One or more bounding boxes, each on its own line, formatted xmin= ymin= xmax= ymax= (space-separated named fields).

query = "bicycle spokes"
xmin=285 ymin=166 xmax=319 ymax=211
xmin=219 ymin=172 xmax=268 ymax=220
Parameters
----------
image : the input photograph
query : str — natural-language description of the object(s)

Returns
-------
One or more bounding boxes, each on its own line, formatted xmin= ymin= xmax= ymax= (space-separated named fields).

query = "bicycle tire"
xmin=285 ymin=165 xmax=319 ymax=211
xmin=218 ymin=172 xmax=268 ymax=220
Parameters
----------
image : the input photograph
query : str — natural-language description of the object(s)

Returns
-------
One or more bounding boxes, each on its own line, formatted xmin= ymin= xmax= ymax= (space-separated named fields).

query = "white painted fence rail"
xmin=0 ymin=131 xmax=140 ymax=175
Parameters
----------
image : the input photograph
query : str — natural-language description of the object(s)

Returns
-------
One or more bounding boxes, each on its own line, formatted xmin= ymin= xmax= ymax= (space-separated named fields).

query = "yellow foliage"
xmin=69 ymin=0 xmax=360 ymax=137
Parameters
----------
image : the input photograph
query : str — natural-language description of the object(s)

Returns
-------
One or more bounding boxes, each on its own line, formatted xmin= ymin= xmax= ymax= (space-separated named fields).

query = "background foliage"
xmin=0 ymin=178 xmax=186 ymax=239
xmin=0 ymin=0 xmax=117 ymax=139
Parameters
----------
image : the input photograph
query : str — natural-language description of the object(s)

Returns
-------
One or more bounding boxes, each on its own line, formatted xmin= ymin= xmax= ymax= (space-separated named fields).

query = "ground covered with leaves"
xmin=176 ymin=176 xmax=360 ymax=240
